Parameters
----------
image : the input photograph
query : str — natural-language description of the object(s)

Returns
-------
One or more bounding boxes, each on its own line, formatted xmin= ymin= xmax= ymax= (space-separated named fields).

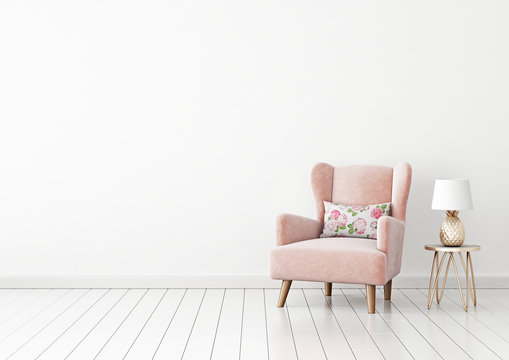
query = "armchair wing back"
xmin=271 ymin=162 xmax=412 ymax=314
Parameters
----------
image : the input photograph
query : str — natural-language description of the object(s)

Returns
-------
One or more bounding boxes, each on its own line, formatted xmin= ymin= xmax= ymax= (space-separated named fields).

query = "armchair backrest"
xmin=311 ymin=163 xmax=412 ymax=223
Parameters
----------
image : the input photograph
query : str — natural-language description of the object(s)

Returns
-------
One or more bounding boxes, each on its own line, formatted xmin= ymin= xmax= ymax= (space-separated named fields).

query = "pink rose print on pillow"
xmin=338 ymin=214 xmax=347 ymax=227
xmin=329 ymin=209 xmax=340 ymax=220
xmin=351 ymin=205 xmax=364 ymax=211
xmin=326 ymin=221 xmax=336 ymax=231
xmin=353 ymin=218 xmax=367 ymax=234
xmin=370 ymin=221 xmax=378 ymax=229
xmin=371 ymin=208 xmax=383 ymax=219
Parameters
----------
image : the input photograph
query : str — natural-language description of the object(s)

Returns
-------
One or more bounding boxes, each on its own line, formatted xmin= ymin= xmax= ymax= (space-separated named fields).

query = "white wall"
xmin=1 ymin=0 xmax=508 ymax=285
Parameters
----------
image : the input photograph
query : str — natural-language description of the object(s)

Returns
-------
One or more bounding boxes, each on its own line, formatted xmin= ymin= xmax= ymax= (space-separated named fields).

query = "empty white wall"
xmin=1 ymin=0 xmax=508 ymax=285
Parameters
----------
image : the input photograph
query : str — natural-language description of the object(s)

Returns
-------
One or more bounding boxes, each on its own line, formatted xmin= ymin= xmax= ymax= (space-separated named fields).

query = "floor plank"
xmin=325 ymin=289 xmax=384 ymax=360
xmin=478 ymin=290 xmax=509 ymax=312
xmin=343 ymin=288 xmax=414 ymax=360
xmin=264 ymin=289 xmax=297 ymax=360
xmin=0 ymin=290 xmax=31 ymax=313
xmin=401 ymin=289 xmax=500 ymax=360
xmin=9 ymin=289 xmax=108 ymax=360
xmin=0 ymin=289 xmax=88 ymax=359
xmin=37 ymin=289 xmax=127 ymax=360
xmin=0 ymin=290 xmax=69 ymax=344
xmin=368 ymin=289 xmax=442 ymax=360
xmin=303 ymin=289 xmax=355 ymax=359
xmin=95 ymin=289 xmax=166 ymax=359
xmin=476 ymin=290 xmax=509 ymax=322
xmin=66 ymin=289 xmax=147 ymax=359
xmin=124 ymin=289 xmax=185 ymax=360
xmin=390 ymin=289 xmax=469 ymax=359
xmin=152 ymin=289 xmax=205 ymax=359
xmin=0 ymin=290 xmax=51 ymax=325
xmin=418 ymin=289 xmax=509 ymax=359
xmin=210 ymin=289 xmax=244 ymax=360
xmin=285 ymin=289 xmax=326 ymax=360
xmin=240 ymin=289 xmax=268 ymax=360
xmin=182 ymin=289 xmax=224 ymax=359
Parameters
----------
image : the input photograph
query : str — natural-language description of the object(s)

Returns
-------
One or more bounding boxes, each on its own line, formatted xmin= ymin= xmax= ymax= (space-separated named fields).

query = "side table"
xmin=424 ymin=244 xmax=480 ymax=311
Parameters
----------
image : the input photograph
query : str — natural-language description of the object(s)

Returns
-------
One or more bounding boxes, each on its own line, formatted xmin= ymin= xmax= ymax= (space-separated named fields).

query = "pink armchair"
xmin=270 ymin=163 xmax=412 ymax=313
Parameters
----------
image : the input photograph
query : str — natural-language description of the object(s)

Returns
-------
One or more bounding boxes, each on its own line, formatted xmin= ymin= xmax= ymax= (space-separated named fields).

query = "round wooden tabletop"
xmin=424 ymin=244 xmax=480 ymax=252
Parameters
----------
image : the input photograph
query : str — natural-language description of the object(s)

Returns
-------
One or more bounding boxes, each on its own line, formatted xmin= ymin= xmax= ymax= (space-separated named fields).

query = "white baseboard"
xmin=0 ymin=275 xmax=508 ymax=288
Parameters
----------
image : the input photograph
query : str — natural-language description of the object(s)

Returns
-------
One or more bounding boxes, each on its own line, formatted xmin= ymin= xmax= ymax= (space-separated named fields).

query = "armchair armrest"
xmin=276 ymin=214 xmax=323 ymax=246
xmin=377 ymin=216 xmax=406 ymax=279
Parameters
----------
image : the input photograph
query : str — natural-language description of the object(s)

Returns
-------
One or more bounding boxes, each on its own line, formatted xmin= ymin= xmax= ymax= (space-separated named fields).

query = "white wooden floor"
xmin=0 ymin=288 xmax=508 ymax=360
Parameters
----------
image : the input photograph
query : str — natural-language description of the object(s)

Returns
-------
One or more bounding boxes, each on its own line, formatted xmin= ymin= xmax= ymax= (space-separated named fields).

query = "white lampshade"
xmin=431 ymin=179 xmax=473 ymax=210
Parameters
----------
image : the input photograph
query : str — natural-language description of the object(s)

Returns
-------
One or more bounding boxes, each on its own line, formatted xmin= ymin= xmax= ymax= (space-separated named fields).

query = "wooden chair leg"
xmin=324 ymin=282 xmax=332 ymax=296
xmin=384 ymin=280 xmax=392 ymax=300
xmin=277 ymin=280 xmax=292 ymax=307
xmin=366 ymin=285 xmax=376 ymax=314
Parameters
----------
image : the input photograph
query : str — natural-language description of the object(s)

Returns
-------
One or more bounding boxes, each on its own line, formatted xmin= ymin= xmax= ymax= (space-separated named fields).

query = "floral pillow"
xmin=320 ymin=201 xmax=391 ymax=239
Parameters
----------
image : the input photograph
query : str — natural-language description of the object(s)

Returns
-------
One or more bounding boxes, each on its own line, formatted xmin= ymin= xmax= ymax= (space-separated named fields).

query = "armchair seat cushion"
xmin=270 ymin=238 xmax=388 ymax=286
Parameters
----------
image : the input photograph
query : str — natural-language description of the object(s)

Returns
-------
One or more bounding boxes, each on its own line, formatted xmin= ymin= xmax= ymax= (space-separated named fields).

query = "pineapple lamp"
xmin=431 ymin=179 xmax=473 ymax=247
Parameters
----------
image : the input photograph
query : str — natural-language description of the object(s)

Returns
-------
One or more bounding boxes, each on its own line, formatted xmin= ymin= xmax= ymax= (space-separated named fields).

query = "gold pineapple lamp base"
xmin=440 ymin=210 xmax=465 ymax=247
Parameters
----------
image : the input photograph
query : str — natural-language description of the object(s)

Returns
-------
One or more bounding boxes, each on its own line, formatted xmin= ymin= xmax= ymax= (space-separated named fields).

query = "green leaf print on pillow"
xmin=347 ymin=208 xmax=358 ymax=217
